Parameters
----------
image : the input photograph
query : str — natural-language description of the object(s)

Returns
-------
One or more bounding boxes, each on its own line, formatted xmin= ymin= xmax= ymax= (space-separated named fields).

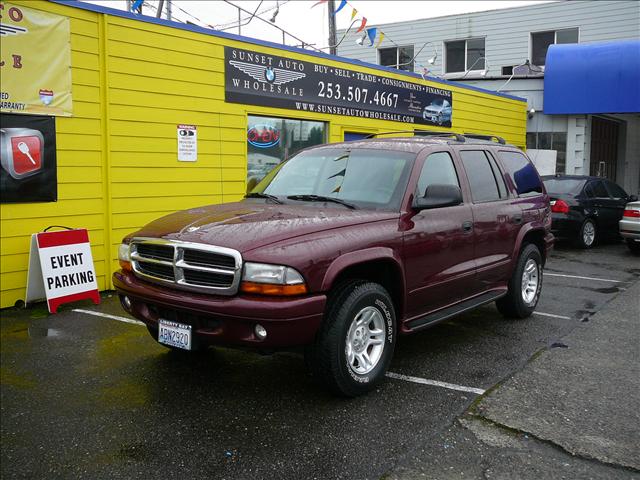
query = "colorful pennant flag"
xmin=350 ymin=7 xmax=358 ymax=20
xmin=332 ymin=0 xmax=347 ymax=16
xmin=356 ymin=17 xmax=367 ymax=33
xmin=376 ymin=32 xmax=385 ymax=48
xmin=366 ymin=27 xmax=377 ymax=46
xmin=311 ymin=0 xmax=327 ymax=8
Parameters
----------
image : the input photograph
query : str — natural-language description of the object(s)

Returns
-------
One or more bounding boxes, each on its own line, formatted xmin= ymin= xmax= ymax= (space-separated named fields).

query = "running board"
xmin=406 ymin=290 xmax=506 ymax=331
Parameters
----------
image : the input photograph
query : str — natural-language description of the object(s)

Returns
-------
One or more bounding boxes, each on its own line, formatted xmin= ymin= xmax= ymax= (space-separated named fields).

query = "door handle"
xmin=462 ymin=221 xmax=473 ymax=232
xmin=512 ymin=214 xmax=523 ymax=225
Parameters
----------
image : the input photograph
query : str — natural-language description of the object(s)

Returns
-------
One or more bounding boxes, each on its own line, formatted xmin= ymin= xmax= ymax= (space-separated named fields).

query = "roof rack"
xmin=463 ymin=133 xmax=507 ymax=144
xmin=365 ymin=130 xmax=466 ymax=142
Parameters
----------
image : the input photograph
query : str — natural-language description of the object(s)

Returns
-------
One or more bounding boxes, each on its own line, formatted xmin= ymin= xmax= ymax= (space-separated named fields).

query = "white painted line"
xmin=73 ymin=309 xmax=145 ymax=326
xmin=534 ymin=311 xmax=572 ymax=320
xmin=545 ymin=272 xmax=621 ymax=283
xmin=386 ymin=371 xmax=485 ymax=395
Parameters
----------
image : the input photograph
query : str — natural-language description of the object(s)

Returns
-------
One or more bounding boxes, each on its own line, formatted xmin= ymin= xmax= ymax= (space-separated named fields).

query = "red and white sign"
xmin=26 ymin=229 xmax=100 ymax=313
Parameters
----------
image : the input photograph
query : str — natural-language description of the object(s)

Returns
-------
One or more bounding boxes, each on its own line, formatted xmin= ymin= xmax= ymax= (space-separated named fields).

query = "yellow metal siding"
xmin=0 ymin=1 xmax=526 ymax=308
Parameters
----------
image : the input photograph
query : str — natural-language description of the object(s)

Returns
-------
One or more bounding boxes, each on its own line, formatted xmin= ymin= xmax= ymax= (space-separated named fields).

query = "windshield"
xmin=542 ymin=178 xmax=585 ymax=195
xmin=251 ymin=148 xmax=415 ymax=210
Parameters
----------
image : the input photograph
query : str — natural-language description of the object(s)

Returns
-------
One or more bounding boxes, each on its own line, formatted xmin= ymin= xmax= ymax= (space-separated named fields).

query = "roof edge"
xmin=52 ymin=0 xmax=526 ymax=103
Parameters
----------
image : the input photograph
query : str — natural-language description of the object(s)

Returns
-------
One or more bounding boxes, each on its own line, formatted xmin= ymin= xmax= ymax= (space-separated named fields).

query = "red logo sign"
xmin=247 ymin=124 xmax=280 ymax=148
xmin=11 ymin=135 xmax=42 ymax=174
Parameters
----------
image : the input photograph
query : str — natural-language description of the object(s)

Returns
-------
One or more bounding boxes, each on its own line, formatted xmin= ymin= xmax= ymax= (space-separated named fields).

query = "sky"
xmin=84 ymin=0 xmax=553 ymax=52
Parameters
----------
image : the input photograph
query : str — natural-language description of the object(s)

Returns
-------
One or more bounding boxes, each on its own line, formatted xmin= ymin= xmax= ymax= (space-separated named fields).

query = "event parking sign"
xmin=26 ymin=229 xmax=100 ymax=313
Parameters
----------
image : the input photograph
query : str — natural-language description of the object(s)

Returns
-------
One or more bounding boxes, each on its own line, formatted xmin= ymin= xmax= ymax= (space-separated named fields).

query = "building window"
xmin=531 ymin=28 xmax=578 ymax=66
xmin=247 ymin=115 xmax=326 ymax=192
xmin=526 ymin=132 xmax=567 ymax=174
xmin=445 ymin=38 xmax=485 ymax=73
xmin=378 ymin=46 xmax=414 ymax=71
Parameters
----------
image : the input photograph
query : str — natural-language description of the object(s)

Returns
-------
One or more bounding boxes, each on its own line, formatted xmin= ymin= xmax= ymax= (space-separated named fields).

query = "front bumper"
xmin=113 ymin=270 xmax=326 ymax=349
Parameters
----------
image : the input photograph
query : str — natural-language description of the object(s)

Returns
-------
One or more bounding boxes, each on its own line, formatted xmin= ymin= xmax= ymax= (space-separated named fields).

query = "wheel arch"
xmin=321 ymin=248 xmax=406 ymax=320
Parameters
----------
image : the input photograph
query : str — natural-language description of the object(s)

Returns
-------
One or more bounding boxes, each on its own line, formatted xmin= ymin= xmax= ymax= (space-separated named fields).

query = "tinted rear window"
xmin=542 ymin=178 xmax=585 ymax=195
xmin=460 ymin=150 xmax=501 ymax=202
xmin=498 ymin=151 xmax=543 ymax=197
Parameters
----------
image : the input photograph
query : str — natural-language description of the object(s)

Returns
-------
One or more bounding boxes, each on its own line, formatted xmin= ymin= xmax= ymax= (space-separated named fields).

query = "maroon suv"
xmin=114 ymin=133 xmax=553 ymax=396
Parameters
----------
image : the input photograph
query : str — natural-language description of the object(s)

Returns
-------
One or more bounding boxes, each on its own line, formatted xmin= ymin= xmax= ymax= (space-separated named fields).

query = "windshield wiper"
xmin=286 ymin=194 xmax=357 ymax=209
xmin=245 ymin=192 xmax=283 ymax=204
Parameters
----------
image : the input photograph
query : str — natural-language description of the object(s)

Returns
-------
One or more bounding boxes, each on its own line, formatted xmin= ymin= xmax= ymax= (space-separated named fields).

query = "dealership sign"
xmin=225 ymin=47 xmax=453 ymax=127
xmin=26 ymin=229 xmax=100 ymax=313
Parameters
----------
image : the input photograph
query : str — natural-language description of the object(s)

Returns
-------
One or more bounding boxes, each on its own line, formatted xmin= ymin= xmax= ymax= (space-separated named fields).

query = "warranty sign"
xmin=26 ymin=229 xmax=100 ymax=313
xmin=0 ymin=2 xmax=73 ymax=116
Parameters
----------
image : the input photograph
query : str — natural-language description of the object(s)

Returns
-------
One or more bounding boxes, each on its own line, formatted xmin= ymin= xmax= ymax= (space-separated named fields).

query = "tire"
xmin=575 ymin=218 xmax=597 ymax=249
xmin=306 ymin=281 xmax=396 ymax=397
xmin=627 ymin=239 xmax=640 ymax=253
xmin=496 ymin=243 xmax=543 ymax=319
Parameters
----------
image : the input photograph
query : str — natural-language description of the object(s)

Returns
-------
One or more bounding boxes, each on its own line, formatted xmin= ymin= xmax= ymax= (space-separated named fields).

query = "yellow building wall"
xmin=0 ymin=1 xmax=526 ymax=308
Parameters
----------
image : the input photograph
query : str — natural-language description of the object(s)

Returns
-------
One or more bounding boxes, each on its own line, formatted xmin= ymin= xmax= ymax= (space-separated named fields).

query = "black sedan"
xmin=542 ymin=175 xmax=638 ymax=248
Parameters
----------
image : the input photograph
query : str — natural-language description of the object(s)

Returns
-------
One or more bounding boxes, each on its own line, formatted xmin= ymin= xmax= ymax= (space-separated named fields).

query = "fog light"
xmin=255 ymin=324 xmax=267 ymax=340
xmin=120 ymin=295 xmax=132 ymax=311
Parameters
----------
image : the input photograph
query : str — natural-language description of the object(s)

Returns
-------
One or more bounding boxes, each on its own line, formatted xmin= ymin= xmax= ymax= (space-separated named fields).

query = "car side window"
xmin=497 ymin=150 xmax=543 ymax=197
xmin=604 ymin=180 xmax=627 ymax=199
xmin=485 ymin=151 xmax=508 ymax=198
xmin=584 ymin=183 xmax=595 ymax=198
xmin=416 ymin=152 xmax=459 ymax=196
xmin=459 ymin=150 xmax=501 ymax=203
xmin=591 ymin=180 xmax=609 ymax=198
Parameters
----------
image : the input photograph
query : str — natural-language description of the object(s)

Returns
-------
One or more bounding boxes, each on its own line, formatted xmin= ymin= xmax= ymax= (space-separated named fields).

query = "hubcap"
xmin=521 ymin=258 xmax=539 ymax=305
xmin=345 ymin=306 xmax=386 ymax=375
xmin=583 ymin=221 xmax=595 ymax=246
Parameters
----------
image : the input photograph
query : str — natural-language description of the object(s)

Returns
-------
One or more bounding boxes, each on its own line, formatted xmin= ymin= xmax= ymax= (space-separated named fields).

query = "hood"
xmin=129 ymin=201 xmax=398 ymax=253
xmin=424 ymin=105 xmax=444 ymax=113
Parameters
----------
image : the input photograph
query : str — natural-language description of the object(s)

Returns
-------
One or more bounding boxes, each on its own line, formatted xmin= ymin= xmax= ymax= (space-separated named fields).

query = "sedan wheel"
xmin=578 ymin=219 xmax=596 ymax=248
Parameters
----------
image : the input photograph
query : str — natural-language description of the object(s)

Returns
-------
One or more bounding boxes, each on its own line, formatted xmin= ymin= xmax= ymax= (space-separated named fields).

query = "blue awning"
xmin=544 ymin=40 xmax=640 ymax=114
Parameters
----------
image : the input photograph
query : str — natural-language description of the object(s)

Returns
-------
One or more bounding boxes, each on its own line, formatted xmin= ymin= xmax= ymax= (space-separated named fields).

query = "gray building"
xmin=337 ymin=1 xmax=640 ymax=195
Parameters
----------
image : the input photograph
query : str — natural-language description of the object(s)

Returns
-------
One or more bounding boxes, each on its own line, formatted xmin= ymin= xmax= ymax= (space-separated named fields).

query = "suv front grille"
xmin=130 ymin=238 xmax=242 ymax=295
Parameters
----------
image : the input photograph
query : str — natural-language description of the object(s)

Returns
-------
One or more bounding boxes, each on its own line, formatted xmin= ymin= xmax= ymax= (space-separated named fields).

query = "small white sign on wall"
xmin=177 ymin=124 xmax=197 ymax=161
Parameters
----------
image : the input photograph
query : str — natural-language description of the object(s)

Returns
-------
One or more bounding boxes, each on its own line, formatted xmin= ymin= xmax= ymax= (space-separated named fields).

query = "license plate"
xmin=158 ymin=319 xmax=192 ymax=350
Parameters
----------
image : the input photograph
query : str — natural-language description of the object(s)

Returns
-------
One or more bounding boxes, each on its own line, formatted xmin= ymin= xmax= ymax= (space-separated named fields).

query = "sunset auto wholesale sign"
xmin=26 ymin=229 xmax=100 ymax=313
xmin=224 ymin=46 xmax=453 ymax=127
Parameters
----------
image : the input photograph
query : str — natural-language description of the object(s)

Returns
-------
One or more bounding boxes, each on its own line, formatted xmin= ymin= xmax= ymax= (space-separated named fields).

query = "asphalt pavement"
xmin=1 ymin=241 xmax=639 ymax=479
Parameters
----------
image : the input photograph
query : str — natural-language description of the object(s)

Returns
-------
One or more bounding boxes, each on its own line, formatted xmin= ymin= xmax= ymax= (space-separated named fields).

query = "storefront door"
xmin=590 ymin=116 xmax=619 ymax=180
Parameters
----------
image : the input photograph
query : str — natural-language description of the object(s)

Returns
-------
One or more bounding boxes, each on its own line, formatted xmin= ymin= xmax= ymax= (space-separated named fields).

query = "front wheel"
xmin=496 ymin=243 xmax=543 ymax=319
xmin=306 ymin=281 xmax=396 ymax=397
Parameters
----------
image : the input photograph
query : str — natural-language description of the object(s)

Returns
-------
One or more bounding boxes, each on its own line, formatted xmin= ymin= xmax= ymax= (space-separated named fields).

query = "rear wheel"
xmin=496 ymin=243 xmax=542 ymax=319
xmin=306 ymin=281 xmax=396 ymax=397
xmin=576 ymin=218 xmax=596 ymax=248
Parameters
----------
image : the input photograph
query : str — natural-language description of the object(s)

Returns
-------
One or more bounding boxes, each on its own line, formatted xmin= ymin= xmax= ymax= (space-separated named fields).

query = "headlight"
xmin=118 ymin=243 xmax=132 ymax=271
xmin=241 ymin=262 xmax=307 ymax=296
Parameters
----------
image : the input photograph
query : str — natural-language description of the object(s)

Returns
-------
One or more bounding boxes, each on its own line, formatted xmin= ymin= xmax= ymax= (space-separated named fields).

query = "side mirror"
xmin=629 ymin=194 xmax=638 ymax=202
xmin=413 ymin=184 xmax=463 ymax=210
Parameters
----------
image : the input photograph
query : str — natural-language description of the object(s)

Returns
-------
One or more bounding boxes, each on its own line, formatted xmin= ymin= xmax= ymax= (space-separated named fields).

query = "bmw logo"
xmin=265 ymin=67 xmax=276 ymax=83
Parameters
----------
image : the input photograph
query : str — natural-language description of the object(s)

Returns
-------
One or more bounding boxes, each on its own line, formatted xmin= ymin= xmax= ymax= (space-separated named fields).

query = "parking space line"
xmin=386 ymin=372 xmax=486 ymax=395
xmin=534 ymin=311 xmax=572 ymax=320
xmin=73 ymin=309 xmax=145 ymax=326
xmin=545 ymin=272 xmax=621 ymax=283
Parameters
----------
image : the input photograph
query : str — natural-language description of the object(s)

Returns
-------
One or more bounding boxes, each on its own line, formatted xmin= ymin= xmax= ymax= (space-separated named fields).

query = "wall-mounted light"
xmin=528 ymin=108 xmax=536 ymax=119
xmin=396 ymin=41 xmax=438 ymax=70
xmin=356 ymin=32 xmax=367 ymax=45
xmin=460 ymin=56 xmax=490 ymax=79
